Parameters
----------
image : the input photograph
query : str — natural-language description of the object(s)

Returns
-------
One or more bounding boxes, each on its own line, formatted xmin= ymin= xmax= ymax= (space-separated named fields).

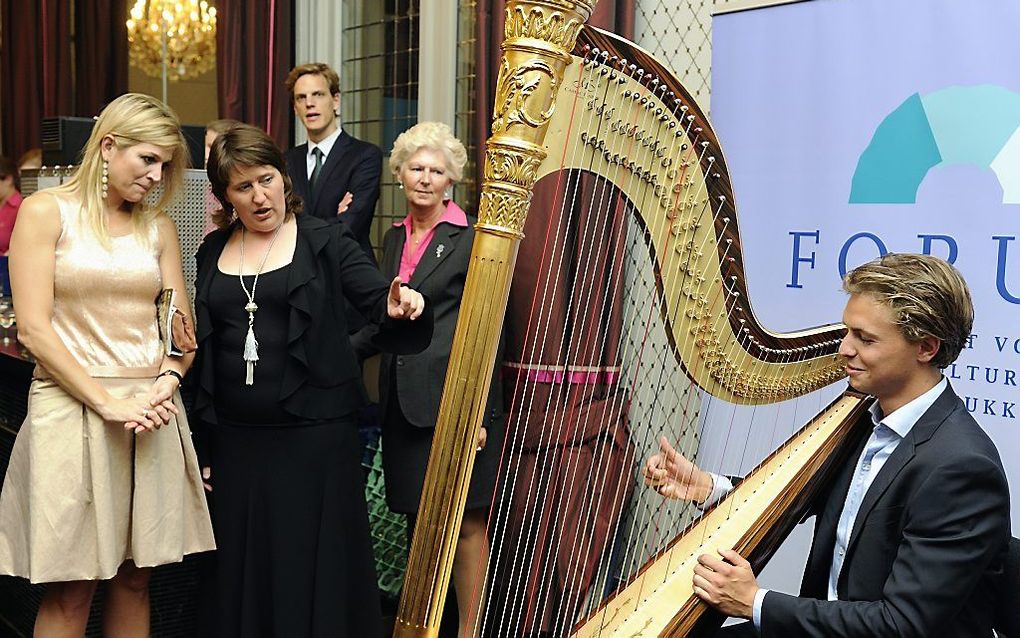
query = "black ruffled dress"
xmin=190 ymin=216 xmax=432 ymax=638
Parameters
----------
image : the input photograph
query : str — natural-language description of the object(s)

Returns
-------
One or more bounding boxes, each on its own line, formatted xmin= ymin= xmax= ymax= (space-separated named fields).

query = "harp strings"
xmin=479 ymin=42 xmax=824 ymax=636
xmin=607 ymin=93 xmax=717 ymax=591
xmin=544 ymin=57 xmax=678 ymax=636
xmin=559 ymin=61 xmax=721 ymax=628
xmin=587 ymin=60 xmax=757 ymax=604
xmin=482 ymin=49 xmax=717 ymax=635
xmin=489 ymin=50 xmax=648 ymax=636
xmin=481 ymin=47 xmax=611 ymax=636
xmin=521 ymin=51 xmax=641 ymax=635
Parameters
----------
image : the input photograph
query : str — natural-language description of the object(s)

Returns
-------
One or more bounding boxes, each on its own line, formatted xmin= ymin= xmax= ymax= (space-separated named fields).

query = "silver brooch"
xmin=436 ymin=244 xmax=445 ymax=258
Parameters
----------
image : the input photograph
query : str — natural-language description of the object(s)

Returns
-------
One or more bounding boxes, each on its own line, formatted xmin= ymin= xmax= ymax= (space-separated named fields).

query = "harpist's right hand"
xmin=201 ymin=467 xmax=212 ymax=493
xmin=642 ymin=436 xmax=715 ymax=504
xmin=96 ymin=395 xmax=163 ymax=433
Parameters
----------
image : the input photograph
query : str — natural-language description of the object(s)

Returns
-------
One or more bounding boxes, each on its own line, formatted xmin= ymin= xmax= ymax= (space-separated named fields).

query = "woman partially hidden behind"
xmin=0 ymin=93 xmax=214 ymax=636
xmin=194 ymin=123 xmax=431 ymax=637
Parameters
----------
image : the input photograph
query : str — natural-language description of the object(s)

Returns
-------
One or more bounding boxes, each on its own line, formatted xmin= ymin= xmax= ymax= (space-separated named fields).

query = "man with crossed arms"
xmin=285 ymin=63 xmax=382 ymax=343
xmin=284 ymin=62 xmax=381 ymax=264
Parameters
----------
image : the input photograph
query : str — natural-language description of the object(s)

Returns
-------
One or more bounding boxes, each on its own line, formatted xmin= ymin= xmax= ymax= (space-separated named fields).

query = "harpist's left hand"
xmin=387 ymin=276 xmax=425 ymax=320
xmin=693 ymin=548 xmax=758 ymax=619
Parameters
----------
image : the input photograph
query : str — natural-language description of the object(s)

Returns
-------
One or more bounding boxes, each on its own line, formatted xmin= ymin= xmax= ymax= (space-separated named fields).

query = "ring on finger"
xmin=142 ymin=409 xmax=151 ymax=418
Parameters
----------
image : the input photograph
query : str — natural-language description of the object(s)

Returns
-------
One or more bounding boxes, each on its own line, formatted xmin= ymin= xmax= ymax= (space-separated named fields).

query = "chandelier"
xmin=126 ymin=0 xmax=217 ymax=82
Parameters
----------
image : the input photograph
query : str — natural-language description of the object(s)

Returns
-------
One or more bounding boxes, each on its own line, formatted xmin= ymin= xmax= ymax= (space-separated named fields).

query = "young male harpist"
xmin=644 ymin=252 xmax=1010 ymax=638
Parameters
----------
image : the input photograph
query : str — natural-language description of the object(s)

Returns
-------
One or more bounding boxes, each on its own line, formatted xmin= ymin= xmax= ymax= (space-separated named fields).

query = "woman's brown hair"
xmin=205 ymin=123 xmax=303 ymax=229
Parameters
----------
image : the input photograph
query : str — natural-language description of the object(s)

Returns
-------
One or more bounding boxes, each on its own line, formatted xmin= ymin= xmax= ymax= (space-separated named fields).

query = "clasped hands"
xmin=642 ymin=435 xmax=759 ymax=619
xmin=96 ymin=373 xmax=180 ymax=435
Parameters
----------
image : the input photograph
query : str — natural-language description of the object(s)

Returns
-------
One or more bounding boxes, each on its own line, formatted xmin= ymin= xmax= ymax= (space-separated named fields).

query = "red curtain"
xmin=0 ymin=0 xmax=73 ymax=161
xmin=75 ymin=0 xmax=129 ymax=118
xmin=0 ymin=0 xmax=128 ymax=161
xmin=215 ymin=0 xmax=294 ymax=150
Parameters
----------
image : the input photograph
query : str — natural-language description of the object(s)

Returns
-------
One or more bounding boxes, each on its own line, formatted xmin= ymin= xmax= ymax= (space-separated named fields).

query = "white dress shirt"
xmin=305 ymin=127 xmax=342 ymax=178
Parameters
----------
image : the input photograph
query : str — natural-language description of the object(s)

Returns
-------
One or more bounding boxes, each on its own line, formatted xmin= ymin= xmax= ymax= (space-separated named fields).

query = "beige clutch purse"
xmin=156 ymin=288 xmax=195 ymax=356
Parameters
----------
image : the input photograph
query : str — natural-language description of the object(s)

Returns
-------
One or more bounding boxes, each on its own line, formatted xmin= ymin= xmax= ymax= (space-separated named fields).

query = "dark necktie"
xmin=309 ymin=147 xmax=323 ymax=191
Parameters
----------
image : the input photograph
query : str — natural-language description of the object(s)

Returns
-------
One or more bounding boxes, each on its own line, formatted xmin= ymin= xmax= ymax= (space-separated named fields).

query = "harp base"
xmin=393 ymin=620 xmax=438 ymax=638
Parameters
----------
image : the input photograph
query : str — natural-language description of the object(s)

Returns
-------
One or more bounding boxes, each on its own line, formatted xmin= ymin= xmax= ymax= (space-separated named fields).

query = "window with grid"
xmin=454 ymin=0 xmax=479 ymax=214
xmin=342 ymin=0 xmax=420 ymax=245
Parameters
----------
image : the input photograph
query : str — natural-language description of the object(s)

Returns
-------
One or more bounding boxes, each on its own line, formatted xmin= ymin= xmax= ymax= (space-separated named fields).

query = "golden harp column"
xmin=393 ymin=2 xmax=598 ymax=637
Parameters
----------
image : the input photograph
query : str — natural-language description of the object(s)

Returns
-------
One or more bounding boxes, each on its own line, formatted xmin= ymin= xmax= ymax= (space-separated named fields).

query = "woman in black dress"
xmin=377 ymin=122 xmax=504 ymax=637
xmin=193 ymin=124 xmax=430 ymax=637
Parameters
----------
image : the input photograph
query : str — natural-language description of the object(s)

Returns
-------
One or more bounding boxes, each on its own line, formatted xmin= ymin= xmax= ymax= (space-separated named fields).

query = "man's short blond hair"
xmin=843 ymin=253 xmax=974 ymax=368
xmin=285 ymin=63 xmax=340 ymax=99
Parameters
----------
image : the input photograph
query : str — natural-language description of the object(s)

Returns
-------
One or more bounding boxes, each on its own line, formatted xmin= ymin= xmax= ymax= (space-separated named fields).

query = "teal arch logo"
xmin=850 ymin=85 xmax=1020 ymax=204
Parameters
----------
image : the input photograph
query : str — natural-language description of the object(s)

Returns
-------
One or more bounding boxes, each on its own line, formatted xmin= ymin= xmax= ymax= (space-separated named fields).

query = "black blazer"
xmin=191 ymin=214 xmax=432 ymax=424
xmin=375 ymin=216 xmax=503 ymax=430
xmin=285 ymin=131 xmax=381 ymax=262
xmin=762 ymin=384 xmax=1010 ymax=638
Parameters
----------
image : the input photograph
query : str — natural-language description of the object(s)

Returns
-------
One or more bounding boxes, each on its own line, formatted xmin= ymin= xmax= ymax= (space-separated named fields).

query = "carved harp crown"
xmin=394 ymin=2 xmax=871 ymax=637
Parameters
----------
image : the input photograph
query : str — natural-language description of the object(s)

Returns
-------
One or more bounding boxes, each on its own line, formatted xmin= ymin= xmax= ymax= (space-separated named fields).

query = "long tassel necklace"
xmin=238 ymin=221 xmax=285 ymax=385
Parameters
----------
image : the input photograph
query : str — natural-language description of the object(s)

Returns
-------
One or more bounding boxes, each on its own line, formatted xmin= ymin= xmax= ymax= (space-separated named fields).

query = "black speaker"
xmin=41 ymin=116 xmax=206 ymax=168
xmin=179 ymin=124 xmax=207 ymax=169
xmin=41 ymin=116 xmax=95 ymax=166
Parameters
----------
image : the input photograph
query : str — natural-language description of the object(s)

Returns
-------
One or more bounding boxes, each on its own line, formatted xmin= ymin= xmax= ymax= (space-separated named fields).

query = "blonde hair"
xmin=54 ymin=93 xmax=188 ymax=245
xmin=285 ymin=63 xmax=340 ymax=100
xmin=843 ymin=252 xmax=974 ymax=368
xmin=388 ymin=122 xmax=467 ymax=182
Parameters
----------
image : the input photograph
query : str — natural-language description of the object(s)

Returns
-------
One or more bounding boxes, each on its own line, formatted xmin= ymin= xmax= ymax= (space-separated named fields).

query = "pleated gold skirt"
xmin=0 ymin=374 xmax=215 ymax=583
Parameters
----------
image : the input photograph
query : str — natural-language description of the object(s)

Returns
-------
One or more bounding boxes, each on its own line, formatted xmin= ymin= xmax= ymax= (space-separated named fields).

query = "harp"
xmin=394 ymin=2 xmax=870 ymax=636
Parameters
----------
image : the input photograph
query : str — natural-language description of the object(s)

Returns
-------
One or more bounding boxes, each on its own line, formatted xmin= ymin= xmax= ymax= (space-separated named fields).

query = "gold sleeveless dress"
xmin=0 ymin=193 xmax=215 ymax=583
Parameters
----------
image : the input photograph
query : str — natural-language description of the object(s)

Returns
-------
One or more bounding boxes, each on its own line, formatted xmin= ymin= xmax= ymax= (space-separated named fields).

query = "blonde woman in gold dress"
xmin=0 ymin=93 xmax=215 ymax=636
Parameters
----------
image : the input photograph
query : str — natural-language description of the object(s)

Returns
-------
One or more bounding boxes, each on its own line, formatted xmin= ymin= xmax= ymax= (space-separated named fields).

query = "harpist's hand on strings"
xmin=693 ymin=549 xmax=758 ymax=619
xmin=642 ymin=436 xmax=714 ymax=504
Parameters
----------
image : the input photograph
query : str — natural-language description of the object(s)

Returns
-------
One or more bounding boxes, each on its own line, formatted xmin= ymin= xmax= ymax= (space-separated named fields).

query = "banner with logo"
xmin=709 ymin=0 xmax=1020 ymax=530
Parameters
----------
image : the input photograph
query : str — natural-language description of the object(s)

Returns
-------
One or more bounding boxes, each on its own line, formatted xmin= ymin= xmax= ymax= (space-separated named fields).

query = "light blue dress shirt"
xmin=701 ymin=378 xmax=949 ymax=633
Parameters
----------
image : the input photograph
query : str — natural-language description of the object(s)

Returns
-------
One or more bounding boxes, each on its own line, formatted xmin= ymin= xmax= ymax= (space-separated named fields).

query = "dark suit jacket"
xmin=375 ymin=216 xmax=503 ymax=431
xmin=761 ymin=384 xmax=1010 ymax=638
xmin=285 ymin=131 xmax=382 ymax=263
xmin=190 ymin=214 xmax=431 ymax=426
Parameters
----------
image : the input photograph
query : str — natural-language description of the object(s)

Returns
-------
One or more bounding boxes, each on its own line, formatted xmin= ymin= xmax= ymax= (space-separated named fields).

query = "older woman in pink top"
xmin=375 ymin=122 xmax=505 ymax=637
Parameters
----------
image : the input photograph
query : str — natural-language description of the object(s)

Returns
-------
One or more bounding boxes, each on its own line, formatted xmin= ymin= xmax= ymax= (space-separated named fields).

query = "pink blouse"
xmin=393 ymin=200 xmax=468 ymax=282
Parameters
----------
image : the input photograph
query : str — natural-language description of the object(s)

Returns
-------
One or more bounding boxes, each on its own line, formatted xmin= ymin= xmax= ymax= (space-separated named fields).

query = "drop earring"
xmin=101 ymin=160 xmax=109 ymax=199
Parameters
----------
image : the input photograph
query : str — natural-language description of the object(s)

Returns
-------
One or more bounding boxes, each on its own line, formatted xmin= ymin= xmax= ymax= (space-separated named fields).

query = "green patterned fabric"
xmin=363 ymin=440 xmax=408 ymax=597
